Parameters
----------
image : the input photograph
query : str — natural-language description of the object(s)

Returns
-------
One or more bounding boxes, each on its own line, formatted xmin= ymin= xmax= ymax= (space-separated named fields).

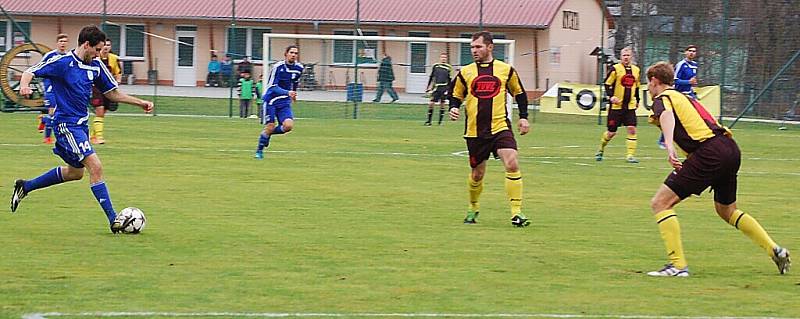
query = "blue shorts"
xmin=261 ymin=101 xmax=294 ymax=125
xmin=52 ymin=122 xmax=94 ymax=168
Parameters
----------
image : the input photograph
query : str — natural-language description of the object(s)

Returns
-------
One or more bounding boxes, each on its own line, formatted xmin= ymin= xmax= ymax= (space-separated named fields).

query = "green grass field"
xmin=1 ymin=98 xmax=798 ymax=319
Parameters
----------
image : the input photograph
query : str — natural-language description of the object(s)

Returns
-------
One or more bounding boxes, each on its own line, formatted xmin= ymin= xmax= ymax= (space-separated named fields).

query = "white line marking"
xmin=3 ymin=142 xmax=800 ymax=162
xmin=22 ymin=312 xmax=800 ymax=319
xmin=2 ymin=144 xmax=798 ymax=176
xmin=767 ymin=134 xmax=800 ymax=138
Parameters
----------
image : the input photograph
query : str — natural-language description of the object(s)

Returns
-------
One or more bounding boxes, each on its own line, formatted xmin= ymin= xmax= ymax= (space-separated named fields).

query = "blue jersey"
xmin=265 ymin=61 xmax=303 ymax=106
xmin=40 ymin=49 xmax=67 ymax=107
xmin=674 ymin=59 xmax=698 ymax=95
xmin=27 ymin=50 xmax=118 ymax=125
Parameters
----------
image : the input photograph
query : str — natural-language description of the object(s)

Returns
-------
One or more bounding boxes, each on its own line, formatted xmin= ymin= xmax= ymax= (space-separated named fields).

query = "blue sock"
xmin=24 ymin=167 xmax=64 ymax=193
xmin=272 ymin=125 xmax=285 ymax=135
xmin=90 ymin=181 xmax=117 ymax=224
xmin=43 ymin=115 xmax=52 ymax=137
xmin=257 ymin=132 xmax=270 ymax=151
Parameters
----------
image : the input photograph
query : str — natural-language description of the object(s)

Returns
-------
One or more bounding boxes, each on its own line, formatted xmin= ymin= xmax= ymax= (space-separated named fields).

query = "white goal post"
xmin=263 ymin=32 xmax=516 ymax=89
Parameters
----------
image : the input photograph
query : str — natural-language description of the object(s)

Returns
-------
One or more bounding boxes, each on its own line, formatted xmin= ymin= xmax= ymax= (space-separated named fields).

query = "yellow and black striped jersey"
xmin=652 ymin=89 xmax=731 ymax=154
xmin=604 ymin=62 xmax=640 ymax=110
xmin=450 ymin=59 xmax=527 ymax=138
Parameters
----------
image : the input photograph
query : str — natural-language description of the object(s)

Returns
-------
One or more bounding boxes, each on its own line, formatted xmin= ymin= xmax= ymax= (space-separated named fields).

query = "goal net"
xmin=262 ymin=33 xmax=515 ymax=120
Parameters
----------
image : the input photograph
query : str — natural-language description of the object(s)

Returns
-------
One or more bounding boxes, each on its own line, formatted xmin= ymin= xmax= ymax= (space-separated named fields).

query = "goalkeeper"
xmin=424 ymin=52 xmax=453 ymax=126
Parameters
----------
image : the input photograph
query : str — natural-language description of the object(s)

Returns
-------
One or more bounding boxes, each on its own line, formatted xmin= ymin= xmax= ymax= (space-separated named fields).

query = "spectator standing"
xmin=238 ymin=71 xmax=256 ymax=118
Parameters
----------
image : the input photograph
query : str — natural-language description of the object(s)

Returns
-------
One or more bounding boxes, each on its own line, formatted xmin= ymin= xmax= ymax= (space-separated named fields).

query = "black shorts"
xmin=90 ymin=88 xmax=119 ymax=111
xmin=607 ymin=108 xmax=637 ymax=132
xmin=430 ymin=86 xmax=448 ymax=102
xmin=465 ymin=130 xmax=517 ymax=168
xmin=664 ymin=135 xmax=741 ymax=205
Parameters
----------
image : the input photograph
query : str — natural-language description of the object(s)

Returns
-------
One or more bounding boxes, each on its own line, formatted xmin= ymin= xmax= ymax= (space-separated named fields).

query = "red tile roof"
xmin=3 ymin=0 xmax=577 ymax=28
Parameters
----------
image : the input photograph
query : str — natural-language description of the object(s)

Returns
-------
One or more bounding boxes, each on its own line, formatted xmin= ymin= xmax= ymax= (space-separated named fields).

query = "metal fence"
xmin=605 ymin=0 xmax=800 ymax=122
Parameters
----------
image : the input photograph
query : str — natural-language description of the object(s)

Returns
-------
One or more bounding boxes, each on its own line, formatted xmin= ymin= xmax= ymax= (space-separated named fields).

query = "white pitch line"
xmin=3 ymin=143 xmax=800 ymax=162
xmin=21 ymin=312 xmax=800 ymax=319
xmin=1 ymin=143 xmax=799 ymax=176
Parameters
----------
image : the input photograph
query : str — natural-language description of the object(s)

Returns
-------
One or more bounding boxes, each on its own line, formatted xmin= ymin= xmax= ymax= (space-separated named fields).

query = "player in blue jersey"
xmin=674 ymin=45 xmax=698 ymax=98
xmin=11 ymin=25 xmax=154 ymax=233
xmin=255 ymin=45 xmax=303 ymax=159
xmin=39 ymin=33 xmax=70 ymax=144
xmin=659 ymin=45 xmax=698 ymax=149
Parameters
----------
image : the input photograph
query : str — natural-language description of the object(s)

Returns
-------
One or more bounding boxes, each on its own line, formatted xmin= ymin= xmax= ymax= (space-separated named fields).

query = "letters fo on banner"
xmin=539 ymin=83 xmax=720 ymax=118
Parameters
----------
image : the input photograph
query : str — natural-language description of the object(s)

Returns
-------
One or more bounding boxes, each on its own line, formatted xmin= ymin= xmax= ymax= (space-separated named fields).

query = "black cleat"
xmin=110 ymin=215 xmax=133 ymax=234
xmin=511 ymin=214 xmax=531 ymax=227
xmin=463 ymin=211 xmax=479 ymax=224
xmin=11 ymin=179 xmax=27 ymax=213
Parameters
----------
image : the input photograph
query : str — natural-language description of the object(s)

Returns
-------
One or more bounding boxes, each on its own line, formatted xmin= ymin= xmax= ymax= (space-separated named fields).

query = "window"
xmin=226 ymin=27 xmax=271 ymax=62
xmin=333 ymin=30 xmax=378 ymax=65
xmin=0 ymin=20 xmax=31 ymax=53
xmin=459 ymin=33 xmax=507 ymax=66
xmin=493 ymin=34 xmax=508 ymax=62
xmin=101 ymin=23 xmax=145 ymax=59
xmin=126 ymin=25 xmax=145 ymax=57
xmin=408 ymin=31 xmax=429 ymax=74
xmin=681 ymin=16 xmax=694 ymax=33
xmin=563 ymin=11 xmax=579 ymax=30
xmin=649 ymin=16 xmax=674 ymax=33
xmin=550 ymin=47 xmax=561 ymax=65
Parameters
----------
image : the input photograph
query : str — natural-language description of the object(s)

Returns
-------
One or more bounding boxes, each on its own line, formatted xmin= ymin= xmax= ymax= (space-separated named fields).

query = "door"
xmin=405 ymin=42 xmax=428 ymax=93
xmin=174 ymin=28 xmax=196 ymax=86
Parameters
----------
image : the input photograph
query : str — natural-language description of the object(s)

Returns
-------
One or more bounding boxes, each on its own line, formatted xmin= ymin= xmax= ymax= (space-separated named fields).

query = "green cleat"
xmin=595 ymin=151 xmax=603 ymax=162
xmin=463 ymin=211 xmax=479 ymax=224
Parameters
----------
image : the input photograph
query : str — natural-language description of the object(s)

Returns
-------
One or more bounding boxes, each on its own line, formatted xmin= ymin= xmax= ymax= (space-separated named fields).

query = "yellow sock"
xmin=468 ymin=175 xmax=483 ymax=212
xmin=626 ymin=133 xmax=637 ymax=157
xmin=654 ymin=209 xmax=687 ymax=269
xmin=727 ymin=209 xmax=778 ymax=256
xmin=598 ymin=131 xmax=611 ymax=152
xmin=505 ymin=171 xmax=523 ymax=215
xmin=93 ymin=117 xmax=105 ymax=139
xmin=88 ymin=116 xmax=96 ymax=138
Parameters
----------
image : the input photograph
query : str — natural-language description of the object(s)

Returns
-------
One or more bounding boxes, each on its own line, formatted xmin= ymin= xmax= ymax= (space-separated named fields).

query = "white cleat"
xmin=647 ymin=264 xmax=689 ymax=277
xmin=772 ymin=247 xmax=791 ymax=275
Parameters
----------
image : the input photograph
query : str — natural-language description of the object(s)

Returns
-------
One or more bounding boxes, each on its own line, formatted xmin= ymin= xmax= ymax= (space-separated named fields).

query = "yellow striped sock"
xmin=88 ymin=116 xmax=96 ymax=138
xmin=468 ymin=175 xmax=483 ymax=212
xmin=654 ymin=209 xmax=687 ymax=269
xmin=727 ymin=209 xmax=778 ymax=256
xmin=626 ymin=133 xmax=637 ymax=157
xmin=599 ymin=131 xmax=611 ymax=152
xmin=505 ymin=171 xmax=523 ymax=215
xmin=93 ymin=117 xmax=105 ymax=139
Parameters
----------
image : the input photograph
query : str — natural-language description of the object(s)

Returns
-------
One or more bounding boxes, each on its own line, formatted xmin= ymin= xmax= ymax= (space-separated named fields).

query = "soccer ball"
xmin=118 ymin=207 xmax=147 ymax=234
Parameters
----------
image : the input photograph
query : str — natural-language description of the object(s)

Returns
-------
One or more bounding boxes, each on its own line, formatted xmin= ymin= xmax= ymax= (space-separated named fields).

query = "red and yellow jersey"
xmin=604 ymin=62 xmax=640 ymax=110
xmin=652 ymin=89 xmax=731 ymax=154
xmin=451 ymin=59 xmax=525 ymax=138
xmin=101 ymin=53 xmax=122 ymax=77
